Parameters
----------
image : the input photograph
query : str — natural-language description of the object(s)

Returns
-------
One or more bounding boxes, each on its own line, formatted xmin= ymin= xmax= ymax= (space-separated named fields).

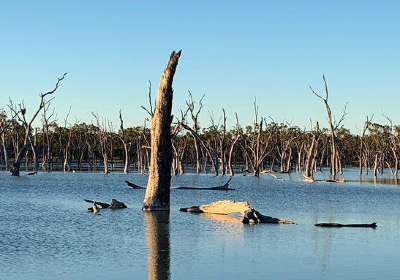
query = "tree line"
xmin=1 ymin=74 xmax=399 ymax=181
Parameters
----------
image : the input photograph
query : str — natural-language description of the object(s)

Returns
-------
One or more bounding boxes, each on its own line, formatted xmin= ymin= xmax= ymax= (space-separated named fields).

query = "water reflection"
xmin=144 ymin=212 xmax=171 ymax=280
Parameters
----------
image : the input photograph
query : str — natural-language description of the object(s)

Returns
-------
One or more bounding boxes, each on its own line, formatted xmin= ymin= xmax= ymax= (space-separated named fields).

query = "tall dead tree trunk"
xmin=310 ymin=75 xmax=346 ymax=182
xmin=142 ymin=50 xmax=182 ymax=211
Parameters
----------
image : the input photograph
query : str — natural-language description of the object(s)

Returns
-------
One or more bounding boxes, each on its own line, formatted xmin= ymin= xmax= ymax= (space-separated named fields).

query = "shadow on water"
xmin=144 ymin=212 xmax=171 ymax=280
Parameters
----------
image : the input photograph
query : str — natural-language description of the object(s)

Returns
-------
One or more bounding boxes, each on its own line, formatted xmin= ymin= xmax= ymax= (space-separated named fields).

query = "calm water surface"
xmin=1 ymin=169 xmax=400 ymax=280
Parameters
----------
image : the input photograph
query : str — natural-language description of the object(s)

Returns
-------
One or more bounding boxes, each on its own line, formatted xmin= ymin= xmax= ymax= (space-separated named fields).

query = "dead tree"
xmin=303 ymin=122 xmax=320 ymax=182
xmin=186 ymin=92 xmax=205 ymax=174
xmin=247 ymin=100 xmax=274 ymax=177
xmin=41 ymin=103 xmax=57 ymax=171
xmin=8 ymin=73 xmax=66 ymax=176
xmin=92 ymin=112 xmax=110 ymax=174
xmin=117 ymin=111 xmax=131 ymax=174
xmin=359 ymin=116 xmax=373 ymax=177
xmin=142 ymin=50 xmax=182 ymax=211
xmin=310 ymin=76 xmax=347 ymax=181
xmin=59 ymin=108 xmax=72 ymax=172
xmin=227 ymin=113 xmax=241 ymax=176
xmin=383 ymin=115 xmax=399 ymax=179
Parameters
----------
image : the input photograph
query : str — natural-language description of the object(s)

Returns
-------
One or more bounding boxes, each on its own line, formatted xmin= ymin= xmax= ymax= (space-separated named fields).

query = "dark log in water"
xmin=84 ymin=199 xmax=110 ymax=208
xmin=241 ymin=209 xmax=294 ymax=224
xmin=125 ymin=180 xmax=146 ymax=189
xmin=180 ymin=200 xmax=294 ymax=224
xmin=176 ymin=177 xmax=234 ymax=190
xmin=315 ymin=222 xmax=377 ymax=228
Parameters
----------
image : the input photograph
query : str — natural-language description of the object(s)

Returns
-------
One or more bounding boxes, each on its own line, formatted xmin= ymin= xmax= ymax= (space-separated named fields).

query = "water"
xmin=1 ymin=169 xmax=400 ymax=280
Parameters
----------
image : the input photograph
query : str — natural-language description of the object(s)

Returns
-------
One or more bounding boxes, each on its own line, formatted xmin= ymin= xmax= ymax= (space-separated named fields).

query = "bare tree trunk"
xmin=143 ymin=50 xmax=181 ymax=211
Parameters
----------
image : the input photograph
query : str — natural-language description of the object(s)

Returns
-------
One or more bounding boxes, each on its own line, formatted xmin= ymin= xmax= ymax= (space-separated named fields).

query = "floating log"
xmin=176 ymin=177 xmax=235 ymax=190
xmin=125 ymin=180 xmax=146 ymax=189
xmin=315 ymin=222 xmax=377 ymax=228
xmin=180 ymin=200 xmax=294 ymax=224
xmin=84 ymin=199 xmax=110 ymax=208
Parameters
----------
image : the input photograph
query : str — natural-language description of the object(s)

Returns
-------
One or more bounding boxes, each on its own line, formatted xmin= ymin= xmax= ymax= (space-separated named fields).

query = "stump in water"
xmin=180 ymin=200 xmax=294 ymax=224
xmin=142 ymin=50 xmax=182 ymax=211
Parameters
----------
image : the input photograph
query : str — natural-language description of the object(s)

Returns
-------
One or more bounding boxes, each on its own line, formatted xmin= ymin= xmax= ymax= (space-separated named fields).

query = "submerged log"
xmin=176 ymin=177 xmax=234 ymax=190
xmin=180 ymin=200 xmax=294 ymax=224
xmin=315 ymin=222 xmax=377 ymax=228
xmin=125 ymin=180 xmax=146 ymax=189
xmin=84 ymin=199 xmax=110 ymax=208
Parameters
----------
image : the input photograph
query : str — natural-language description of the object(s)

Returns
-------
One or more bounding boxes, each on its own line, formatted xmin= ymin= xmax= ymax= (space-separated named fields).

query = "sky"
xmin=0 ymin=0 xmax=399 ymax=133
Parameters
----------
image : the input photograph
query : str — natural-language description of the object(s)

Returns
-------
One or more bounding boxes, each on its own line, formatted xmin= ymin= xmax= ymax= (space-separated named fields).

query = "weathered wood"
xmin=315 ymin=222 xmax=377 ymax=228
xmin=180 ymin=200 xmax=294 ymax=224
xmin=125 ymin=180 xmax=146 ymax=189
xmin=142 ymin=50 xmax=182 ymax=211
xmin=180 ymin=200 xmax=252 ymax=214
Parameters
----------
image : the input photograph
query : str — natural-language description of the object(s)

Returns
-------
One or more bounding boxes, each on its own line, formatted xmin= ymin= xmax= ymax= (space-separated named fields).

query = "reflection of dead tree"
xmin=8 ymin=73 xmax=66 ymax=176
xmin=310 ymin=76 xmax=347 ymax=182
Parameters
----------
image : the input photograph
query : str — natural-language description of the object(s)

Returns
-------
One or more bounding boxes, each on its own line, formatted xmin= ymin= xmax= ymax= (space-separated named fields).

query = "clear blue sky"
xmin=1 ymin=0 xmax=399 ymax=132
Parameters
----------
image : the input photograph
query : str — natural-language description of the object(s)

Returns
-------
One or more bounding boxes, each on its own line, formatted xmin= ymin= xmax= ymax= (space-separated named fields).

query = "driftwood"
xmin=85 ymin=199 xmax=127 ymax=211
xmin=315 ymin=222 xmax=377 ymax=228
xmin=180 ymin=200 xmax=294 ymax=224
xmin=126 ymin=177 xmax=235 ymax=191
xmin=125 ymin=180 xmax=146 ymax=189
xmin=176 ymin=177 xmax=234 ymax=190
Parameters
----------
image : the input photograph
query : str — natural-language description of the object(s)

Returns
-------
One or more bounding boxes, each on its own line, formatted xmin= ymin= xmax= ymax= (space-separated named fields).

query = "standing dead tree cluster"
xmin=7 ymin=73 xmax=67 ymax=176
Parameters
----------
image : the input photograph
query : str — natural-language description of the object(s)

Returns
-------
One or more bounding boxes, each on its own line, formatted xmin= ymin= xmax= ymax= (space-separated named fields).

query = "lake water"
xmin=1 ymin=168 xmax=400 ymax=280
